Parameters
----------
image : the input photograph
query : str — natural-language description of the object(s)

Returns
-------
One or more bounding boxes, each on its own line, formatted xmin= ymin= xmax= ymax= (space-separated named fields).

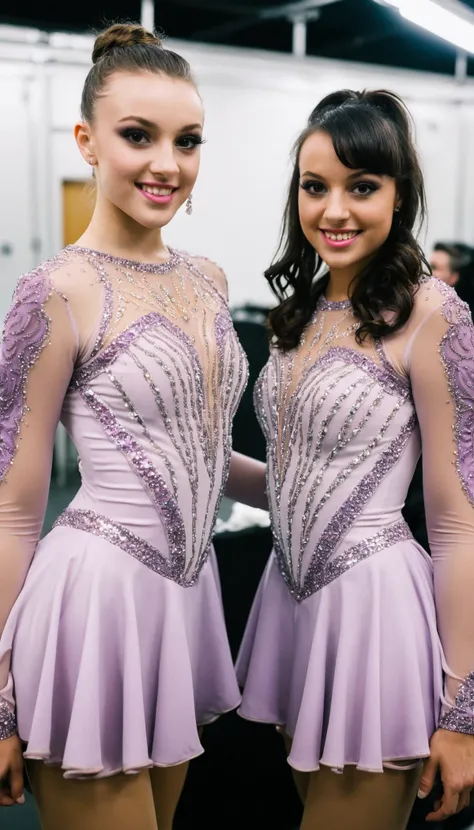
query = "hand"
xmin=418 ymin=728 xmax=474 ymax=821
xmin=0 ymin=733 xmax=24 ymax=807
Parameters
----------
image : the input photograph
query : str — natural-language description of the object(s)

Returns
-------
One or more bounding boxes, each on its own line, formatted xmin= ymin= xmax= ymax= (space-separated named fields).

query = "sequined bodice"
xmin=255 ymin=298 xmax=418 ymax=601
xmin=3 ymin=271 xmax=474 ymax=743
xmin=34 ymin=246 xmax=247 ymax=585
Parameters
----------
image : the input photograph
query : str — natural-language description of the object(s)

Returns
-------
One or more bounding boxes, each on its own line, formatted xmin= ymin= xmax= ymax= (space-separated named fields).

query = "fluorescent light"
xmin=378 ymin=0 xmax=474 ymax=55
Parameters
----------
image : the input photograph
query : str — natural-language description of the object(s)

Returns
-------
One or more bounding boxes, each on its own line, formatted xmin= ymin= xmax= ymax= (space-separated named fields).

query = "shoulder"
xmin=400 ymin=278 xmax=473 ymax=373
xmin=5 ymin=259 xmax=66 ymax=323
xmin=177 ymin=250 xmax=229 ymax=300
xmin=12 ymin=250 xmax=72 ymax=297
xmin=413 ymin=277 xmax=469 ymax=317
xmin=4 ymin=249 xmax=94 ymax=353
xmin=11 ymin=248 xmax=98 ymax=309
xmin=409 ymin=277 xmax=471 ymax=331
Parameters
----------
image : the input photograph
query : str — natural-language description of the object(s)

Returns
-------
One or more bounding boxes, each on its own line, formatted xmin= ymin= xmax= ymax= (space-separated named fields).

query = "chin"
xmin=132 ymin=209 xmax=177 ymax=231
xmin=318 ymin=252 xmax=356 ymax=269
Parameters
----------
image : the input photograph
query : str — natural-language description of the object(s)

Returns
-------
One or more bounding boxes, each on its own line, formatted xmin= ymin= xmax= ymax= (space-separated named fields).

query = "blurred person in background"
xmin=430 ymin=241 xmax=474 ymax=314
xmin=430 ymin=242 xmax=465 ymax=287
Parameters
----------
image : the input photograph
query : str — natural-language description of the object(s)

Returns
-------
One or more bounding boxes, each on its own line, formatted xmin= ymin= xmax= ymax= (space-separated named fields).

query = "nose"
xmin=322 ymin=190 xmax=351 ymax=227
xmin=149 ymin=140 xmax=180 ymax=179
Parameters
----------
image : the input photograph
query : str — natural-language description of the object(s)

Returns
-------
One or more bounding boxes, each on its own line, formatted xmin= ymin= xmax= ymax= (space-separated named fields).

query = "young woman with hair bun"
xmin=237 ymin=89 xmax=474 ymax=828
xmin=0 ymin=21 xmax=265 ymax=830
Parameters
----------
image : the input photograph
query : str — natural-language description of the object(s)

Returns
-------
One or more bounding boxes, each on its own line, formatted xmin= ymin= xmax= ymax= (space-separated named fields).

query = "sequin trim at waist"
xmin=275 ymin=519 xmax=413 ymax=603
xmin=53 ymin=508 xmax=210 ymax=587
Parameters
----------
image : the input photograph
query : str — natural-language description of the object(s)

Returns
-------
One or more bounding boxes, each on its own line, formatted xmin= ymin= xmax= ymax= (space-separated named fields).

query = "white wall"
xmin=1 ymin=31 xmax=474 ymax=315
xmin=0 ymin=68 xmax=36 ymax=310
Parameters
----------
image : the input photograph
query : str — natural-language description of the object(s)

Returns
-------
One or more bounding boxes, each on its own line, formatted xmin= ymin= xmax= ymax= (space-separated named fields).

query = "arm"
xmin=0 ymin=272 xmax=76 ymax=739
xmin=408 ymin=286 xmax=474 ymax=816
xmin=191 ymin=255 xmax=229 ymax=301
xmin=225 ymin=451 xmax=268 ymax=511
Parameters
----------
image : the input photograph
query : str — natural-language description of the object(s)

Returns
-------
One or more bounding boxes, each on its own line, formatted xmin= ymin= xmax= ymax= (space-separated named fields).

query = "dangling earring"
xmin=394 ymin=206 xmax=400 ymax=212
xmin=185 ymin=194 xmax=193 ymax=215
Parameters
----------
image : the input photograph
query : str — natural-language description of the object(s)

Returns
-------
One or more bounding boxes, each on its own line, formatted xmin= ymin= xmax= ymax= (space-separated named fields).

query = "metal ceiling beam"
xmin=162 ymin=0 xmax=263 ymax=15
xmin=141 ymin=0 xmax=155 ymax=31
xmin=315 ymin=20 xmax=396 ymax=57
xmin=188 ymin=0 xmax=340 ymax=42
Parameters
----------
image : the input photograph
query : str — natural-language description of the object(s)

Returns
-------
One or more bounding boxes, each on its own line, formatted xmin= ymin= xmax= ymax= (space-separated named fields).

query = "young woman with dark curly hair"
xmin=237 ymin=89 xmax=474 ymax=829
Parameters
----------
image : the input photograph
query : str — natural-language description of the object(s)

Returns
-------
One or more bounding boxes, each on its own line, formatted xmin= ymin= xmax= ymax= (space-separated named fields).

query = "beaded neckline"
xmin=65 ymin=244 xmax=181 ymax=274
xmin=317 ymin=295 xmax=352 ymax=311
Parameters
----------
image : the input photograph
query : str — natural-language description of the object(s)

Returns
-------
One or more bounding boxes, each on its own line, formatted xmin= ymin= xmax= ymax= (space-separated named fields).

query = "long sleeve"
xmin=0 ymin=270 xmax=76 ymax=739
xmin=408 ymin=283 xmax=474 ymax=734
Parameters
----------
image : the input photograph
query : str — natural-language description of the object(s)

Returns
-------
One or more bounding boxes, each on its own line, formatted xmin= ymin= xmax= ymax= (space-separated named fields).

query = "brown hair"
xmin=81 ymin=22 xmax=194 ymax=122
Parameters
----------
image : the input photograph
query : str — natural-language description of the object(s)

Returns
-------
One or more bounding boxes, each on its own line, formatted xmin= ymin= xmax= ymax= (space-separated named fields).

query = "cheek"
xmin=182 ymin=152 xmax=200 ymax=186
xmin=365 ymin=202 xmax=394 ymax=239
xmin=110 ymin=149 xmax=140 ymax=180
xmin=298 ymin=196 xmax=321 ymax=233
xmin=97 ymin=138 xmax=140 ymax=182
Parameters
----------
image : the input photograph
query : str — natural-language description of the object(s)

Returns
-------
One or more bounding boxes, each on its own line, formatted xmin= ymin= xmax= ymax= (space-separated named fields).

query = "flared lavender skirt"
xmin=1 ymin=525 xmax=240 ymax=778
xmin=236 ymin=540 xmax=443 ymax=773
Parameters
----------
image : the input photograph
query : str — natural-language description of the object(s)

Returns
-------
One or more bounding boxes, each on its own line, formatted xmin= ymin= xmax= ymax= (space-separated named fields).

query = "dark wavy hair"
xmin=266 ymin=89 xmax=430 ymax=350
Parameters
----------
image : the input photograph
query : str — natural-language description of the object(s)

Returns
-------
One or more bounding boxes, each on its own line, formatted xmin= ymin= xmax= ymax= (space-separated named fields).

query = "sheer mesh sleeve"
xmin=0 ymin=269 xmax=76 ymax=739
xmin=407 ymin=281 xmax=474 ymax=734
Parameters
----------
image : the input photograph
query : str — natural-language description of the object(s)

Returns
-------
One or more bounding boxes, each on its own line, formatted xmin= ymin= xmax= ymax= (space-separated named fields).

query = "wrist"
xmin=0 ymin=696 xmax=17 ymax=741
xmin=439 ymin=708 xmax=474 ymax=736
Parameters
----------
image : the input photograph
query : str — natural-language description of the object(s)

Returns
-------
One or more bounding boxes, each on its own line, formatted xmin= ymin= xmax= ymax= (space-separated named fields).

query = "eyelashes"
xmin=118 ymin=128 xmax=151 ymax=146
xmin=119 ymin=128 xmax=206 ymax=150
xmin=300 ymin=180 xmax=380 ymax=197
xmin=176 ymin=134 xmax=206 ymax=150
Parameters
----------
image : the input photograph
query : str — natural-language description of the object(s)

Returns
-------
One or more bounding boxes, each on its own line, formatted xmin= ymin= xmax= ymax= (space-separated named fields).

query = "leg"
xmin=300 ymin=763 xmax=421 ymax=830
xmin=278 ymin=729 xmax=309 ymax=805
xmin=149 ymin=762 xmax=190 ymax=830
xmin=25 ymin=760 xmax=158 ymax=830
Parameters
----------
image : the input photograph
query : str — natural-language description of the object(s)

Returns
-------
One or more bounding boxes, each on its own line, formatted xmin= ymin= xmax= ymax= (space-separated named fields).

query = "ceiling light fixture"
xmin=376 ymin=0 xmax=474 ymax=54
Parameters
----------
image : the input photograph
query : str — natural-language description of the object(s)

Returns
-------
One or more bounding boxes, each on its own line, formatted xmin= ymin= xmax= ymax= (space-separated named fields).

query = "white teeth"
xmin=324 ymin=231 xmax=359 ymax=241
xmin=141 ymin=185 xmax=174 ymax=196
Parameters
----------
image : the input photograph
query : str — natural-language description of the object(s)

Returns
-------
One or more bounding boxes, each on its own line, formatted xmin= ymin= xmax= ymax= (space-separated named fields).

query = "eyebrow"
xmin=118 ymin=116 xmax=203 ymax=131
xmin=301 ymin=169 xmax=380 ymax=179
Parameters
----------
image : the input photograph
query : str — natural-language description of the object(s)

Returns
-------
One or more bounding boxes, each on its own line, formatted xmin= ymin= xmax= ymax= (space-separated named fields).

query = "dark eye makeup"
xmin=300 ymin=178 xmax=381 ymax=197
xmin=118 ymin=127 xmax=205 ymax=149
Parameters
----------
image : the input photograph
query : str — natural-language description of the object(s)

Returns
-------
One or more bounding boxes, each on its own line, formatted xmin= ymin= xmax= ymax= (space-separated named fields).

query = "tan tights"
xmin=281 ymin=734 xmax=421 ymax=830
xmin=299 ymin=763 xmax=421 ymax=830
xmin=26 ymin=759 xmax=189 ymax=830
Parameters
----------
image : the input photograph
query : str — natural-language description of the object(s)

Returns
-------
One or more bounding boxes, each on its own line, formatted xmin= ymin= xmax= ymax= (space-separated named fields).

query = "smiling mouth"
xmin=136 ymin=184 xmax=178 ymax=196
xmin=321 ymin=230 xmax=361 ymax=241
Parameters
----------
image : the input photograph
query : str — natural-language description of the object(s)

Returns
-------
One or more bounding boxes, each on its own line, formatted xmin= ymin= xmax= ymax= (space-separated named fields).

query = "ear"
xmin=74 ymin=121 xmax=96 ymax=167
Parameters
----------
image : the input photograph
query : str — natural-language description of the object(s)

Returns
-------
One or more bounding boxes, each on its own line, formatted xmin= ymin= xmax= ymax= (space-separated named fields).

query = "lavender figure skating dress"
xmin=237 ymin=278 xmax=474 ymax=772
xmin=0 ymin=245 xmax=247 ymax=777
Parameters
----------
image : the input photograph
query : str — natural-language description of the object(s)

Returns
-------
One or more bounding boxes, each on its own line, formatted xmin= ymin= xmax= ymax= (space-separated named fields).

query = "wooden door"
xmin=62 ymin=180 xmax=95 ymax=245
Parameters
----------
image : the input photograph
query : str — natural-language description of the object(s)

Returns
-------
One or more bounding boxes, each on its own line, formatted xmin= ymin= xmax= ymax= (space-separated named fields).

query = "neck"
xmin=325 ymin=268 xmax=355 ymax=302
xmin=75 ymin=197 xmax=170 ymax=263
